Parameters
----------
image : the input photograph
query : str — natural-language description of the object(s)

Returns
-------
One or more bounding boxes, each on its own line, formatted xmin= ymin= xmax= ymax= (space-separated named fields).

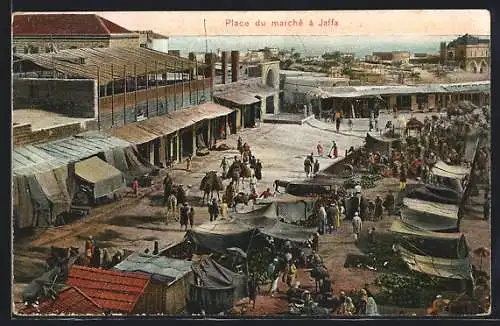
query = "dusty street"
xmin=12 ymin=112 xmax=490 ymax=316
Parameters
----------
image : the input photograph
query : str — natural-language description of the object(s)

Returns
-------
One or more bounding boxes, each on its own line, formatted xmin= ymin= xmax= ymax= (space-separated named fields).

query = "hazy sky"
xmin=17 ymin=10 xmax=490 ymax=36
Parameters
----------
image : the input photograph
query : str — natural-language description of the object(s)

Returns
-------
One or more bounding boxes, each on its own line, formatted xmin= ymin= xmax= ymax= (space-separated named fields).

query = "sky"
xmin=16 ymin=10 xmax=490 ymax=37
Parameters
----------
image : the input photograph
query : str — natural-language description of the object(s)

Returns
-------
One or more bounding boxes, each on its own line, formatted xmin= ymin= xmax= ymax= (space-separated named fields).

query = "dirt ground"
xmin=12 ymin=112 xmax=491 ymax=316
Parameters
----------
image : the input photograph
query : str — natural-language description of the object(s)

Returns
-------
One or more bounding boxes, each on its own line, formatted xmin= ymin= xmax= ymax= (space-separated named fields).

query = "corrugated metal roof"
xmin=12 ymin=132 xmax=131 ymax=177
xmin=14 ymin=47 xmax=202 ymax=84
xmin=113 ymin=253 xmax=192 ymax=285
xmin=111 ymin=103 xmax=233 ymax=145
xmin=66 ymin=265 xmax=150 ymax=314
xmin=214 ymin=91 xmax=261 ymax=105
xmin=19 ymin=286 xmax=104 ymax=315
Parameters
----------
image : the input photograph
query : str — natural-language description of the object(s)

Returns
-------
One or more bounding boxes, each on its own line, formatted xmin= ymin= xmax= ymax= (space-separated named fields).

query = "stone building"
xmin=12 ymin=13 xmax=140 ymax=54
xmin=371 ymin=51 xmax=410 ymax=65
xmin=137 ymin=30 xmax=169 ymax=53
xmin=440 ymin=34 xmax=490 ymax=73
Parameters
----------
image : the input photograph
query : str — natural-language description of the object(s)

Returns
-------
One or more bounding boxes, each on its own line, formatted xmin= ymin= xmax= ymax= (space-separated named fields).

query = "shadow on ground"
xmin=106 ymin=214 xmax=164 ymax=227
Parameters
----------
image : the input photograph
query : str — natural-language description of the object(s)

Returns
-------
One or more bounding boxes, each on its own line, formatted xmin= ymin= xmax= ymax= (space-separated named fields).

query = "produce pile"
xmin=248 ymin=248 xmax=275 ymax=285
xmin=374 ymin=273 xmax=449 ymax=308
xmin=359 ymin=174 xmax=383 ymax=189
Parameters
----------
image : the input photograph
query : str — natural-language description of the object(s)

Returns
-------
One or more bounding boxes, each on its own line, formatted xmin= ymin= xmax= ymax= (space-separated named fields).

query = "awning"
xmin=214 ymin=92 xmax=261 ymax=105
xmin=403 ymin=198 xmax=459 ymax=220
xmin=110 ymin=124 xmax=159 ymax=145
xmin=111 ymin=103 xmax=234 ymax=145
xmin=75 ymin=156 xmax=124 ymax=198
xmin=246 ymin=85 xmax=276 ymax=98
xmin=431 ymin=160 xmax=470 ymax=180
xmin=397 ymin=245 xmax=473 ymax=280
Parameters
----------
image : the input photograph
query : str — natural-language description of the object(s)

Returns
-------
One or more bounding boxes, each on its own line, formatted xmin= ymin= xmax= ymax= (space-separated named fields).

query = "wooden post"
xmin=111 ymin=64 xmax=115 ymax=126
xmin=165 ymin=61 xmax=170 ymax=113
xmin=195 ymin=59 xmax=199 ymax=104
xmin=145 ymin=62 xmax=149 ymax=117
xmin=123 ymin=65 xmax=127 ymax=125
xmin=174 ymin=60 xmax=177 ymax=111
xmin=156 ymin=61 xmax=159 ymax=115
xmin=97 ymin=66 xmax=100 ymax=131
xmin=181 ymin=61 xmax=184 ymax=108
xmin=134 ymin=64 xmax=138 ymax=121
xmin=189 ymin=61 xmax=192 ymax=105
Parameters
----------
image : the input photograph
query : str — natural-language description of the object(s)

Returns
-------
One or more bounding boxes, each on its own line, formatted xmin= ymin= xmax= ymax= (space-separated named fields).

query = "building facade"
xmin=440 ymin=34 xmax=490 ymax=73
xmin=12 ymin=14 xmax=140 ymax=54
xmin=137 ymin=30 xmax=169 ymax=53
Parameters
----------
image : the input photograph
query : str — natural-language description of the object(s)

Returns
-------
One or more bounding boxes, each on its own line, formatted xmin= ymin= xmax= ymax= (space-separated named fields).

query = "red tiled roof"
xmin=12 ymin=14 xmax=134 ymax=36
xmin=19 ymin=286 xmax=104 ymax=315
xmin=66 ymin=265 xmax=150 ymax=313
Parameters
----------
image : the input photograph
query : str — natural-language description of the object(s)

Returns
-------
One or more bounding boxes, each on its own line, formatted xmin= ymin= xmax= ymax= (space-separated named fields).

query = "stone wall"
xmin=13 ymin=120 xmax=98 ymax=147
xmin=13 ymin=78 xmax=98 ymax=118
xmin=108 ymin=36 xmax=141 ymax=48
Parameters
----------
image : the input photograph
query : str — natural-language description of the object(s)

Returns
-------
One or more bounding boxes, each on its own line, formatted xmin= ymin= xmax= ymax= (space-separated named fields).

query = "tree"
xmin=292 ymin=52 xmax=301 ymax=61
xmin=322 ymin=51 xmax=341 ymax=61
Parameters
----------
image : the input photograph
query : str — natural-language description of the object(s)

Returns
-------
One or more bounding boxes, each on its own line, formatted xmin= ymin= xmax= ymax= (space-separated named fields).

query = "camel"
xmin=200 ymin=171 xmax=223 ymax=205
xmin=228 ymin=161 xmax=255 ymax=192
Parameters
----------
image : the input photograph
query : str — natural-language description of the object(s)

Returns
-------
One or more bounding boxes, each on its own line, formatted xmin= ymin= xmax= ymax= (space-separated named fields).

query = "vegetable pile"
xmin=374 ymin=273 xmax=449 ymax=308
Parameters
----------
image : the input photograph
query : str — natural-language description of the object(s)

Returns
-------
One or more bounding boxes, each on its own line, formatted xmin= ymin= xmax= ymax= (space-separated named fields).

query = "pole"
xmin=181 ymin=61 xmax=184 ymax=108
xmin=145 ymin=62 xmax=149 ymax=117
xmin=165 ymin=61 xmax=168 ymax=113
xmin=189 ymin=61 xmax=192 ymax=105
xmin=195 ymin=59 xmax=199 ymax=104
xmin=97 ymin=65 xmax=101 ymax=131
xmin=156 ymin=61 xmax=159 ymax=115
xmin=134 ymin=63 xmax=138 ymax=121
xmin=123 ymin=65 xmax=127 ymax=125
xmin=174 ymin=60 xmax=177 ymax=111
xmin=111 ymin=64 xmax=115 ymax=126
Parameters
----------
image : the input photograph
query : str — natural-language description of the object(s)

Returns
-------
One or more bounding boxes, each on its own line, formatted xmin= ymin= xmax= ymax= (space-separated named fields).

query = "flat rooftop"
xmin=12 ymin=109 xmax=95 ymax=131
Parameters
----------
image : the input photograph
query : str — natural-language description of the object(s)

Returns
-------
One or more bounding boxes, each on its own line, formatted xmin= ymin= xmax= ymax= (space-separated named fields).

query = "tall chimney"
xmin=231 ymin=51 xmax=240 ymax=83
xmin=221 ymin=51 xmax=228 ymax=84
xmin=188 ymin=52 xmax=197 ymax=80
xmin=204 ymin=53 xmax=216 ymax=80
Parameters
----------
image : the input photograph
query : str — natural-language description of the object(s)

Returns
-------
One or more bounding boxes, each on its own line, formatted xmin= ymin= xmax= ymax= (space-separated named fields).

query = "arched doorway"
xmin=264 ymin=68 xmax=276 ymax=114
xmin=479 ymin=60 xmax=488 ymax=73
xmin=266 ymin=69 xmax=275 ymax=87
xmin=467 ymin=61 xmax=478 ymax=73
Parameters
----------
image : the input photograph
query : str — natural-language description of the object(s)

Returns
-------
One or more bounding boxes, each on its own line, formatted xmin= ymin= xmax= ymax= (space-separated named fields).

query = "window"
xmin=12 ymin=47 xmax=16 ymax=54
xmin=24 ymin=46 xmax=29 ymax=54
xmin=31 ymin=46 xmax=39 ymax=54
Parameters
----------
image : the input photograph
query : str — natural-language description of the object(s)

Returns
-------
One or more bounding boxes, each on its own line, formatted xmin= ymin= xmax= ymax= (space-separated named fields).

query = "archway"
xmin=467 ymin=61 xmax=478 ymax=73
xmin=266 ymin=68 xmax=276 ymax=87
xmin=479 ymin=60 xmax=489 ymax=74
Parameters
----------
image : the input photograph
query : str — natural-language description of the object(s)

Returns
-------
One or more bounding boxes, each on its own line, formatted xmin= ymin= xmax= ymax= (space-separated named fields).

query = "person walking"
xmin=313 ymin=159 xmax=320 ymax=176
xmin=318 ymin=204 xmax=327 ymax=235
xmin=399 ymin=167 xmax=407 ymax=192
xmin=186 ymin=155 xmax=192 ymax=172
xmin=317 ymin=142 xmax=324 ymax=157
xmin=328 ymin=141 xmax=338 ymax=159
xmin=283 ymin=261 xmax=297 ymax=288
xmin=326 ymin=203 xmax=336 ymax=234
xmin=132 ymin=178 xmax=140 ymax=197
xmin=374 ymin=195 xmax=383 ymax=220
xmin=208 ymin=198 xmax=219 ymax=222
xmin=267 ymin=258 xmax=280 ymax=296
xmin=335 ymin=111 xmax=342 ymax=132
xmin=383 ymin=190 xmax=395 ymax=216
xmin=220 ymin=157 xmax=229 ymax=179
xmin=352 ymin=212 xmax=362 ymax=244
xmin=188 ymin=206 xmax=195 ymax=229
xmin=304 ymin=156 xmax=313 ymax=178
xmin=248 ymin=274 xmax=260 ymax=309
xmin=180 ymin=202 xmax=190 ymax=231
xmin=163 ymin=174 xmax=173 ymax=205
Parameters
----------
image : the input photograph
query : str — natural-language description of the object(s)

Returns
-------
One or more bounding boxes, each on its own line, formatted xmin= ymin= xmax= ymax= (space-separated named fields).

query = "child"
xmin=132 ymin=178 xmax=140 ymax=197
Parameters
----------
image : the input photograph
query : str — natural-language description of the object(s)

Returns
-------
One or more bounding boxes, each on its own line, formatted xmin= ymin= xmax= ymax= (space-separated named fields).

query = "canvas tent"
xmin=401 ymin=198 xmax=459 ymax=232
xmin=75 ymin=156 xmax=125 ymax=199
xmin=365 ymin=133 xmax=400 ymax=155
xmin=405 ymin=184 xmax=461 ymax=205
xmin=431 ymin=160 xmax=470 ymax=181
xmin=390 ymin=220 xmax=469 ymax=259
xmin=397 ymin=245 xmax=474 ymax=281
xmin=188 ymin=257 xmax=247 ymax=314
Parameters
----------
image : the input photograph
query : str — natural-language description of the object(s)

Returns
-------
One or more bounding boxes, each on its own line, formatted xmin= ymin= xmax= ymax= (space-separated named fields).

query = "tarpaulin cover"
xmin=14 ymin=176 xmax=34 ymax=229
xmin=397 ymin=245 xmax=473 ymax=280
xmin=123 ymin=146 xmax=155 ymax=181
xmin=114 ymin=252 xmax=193 ymax=285
xmin=406 ymin=184 xmax=461 ymax=204
xmin=187 ymin=219 xmax=254 ymax=254
xmin=401 ymin=198 xmax=459 ymax=232
xmin=231 ymin=203 xmax=278 ymax=228
xmin=191 ymin=257 xmax=247 ymax=303
xmin=260 ymin=222 xmax=317 ymax=243
xmin=391 ymin=220 xmax=469 ymax=259
xmin=365 ymin=133 xmax=400 ymax=155
xmin=35 ymin=168 xmax=71 ymax=221
xmin=26 ymin=175 xmax=51 ymax=227
xmin=75 ymin=156 xmax=124 ymax=199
